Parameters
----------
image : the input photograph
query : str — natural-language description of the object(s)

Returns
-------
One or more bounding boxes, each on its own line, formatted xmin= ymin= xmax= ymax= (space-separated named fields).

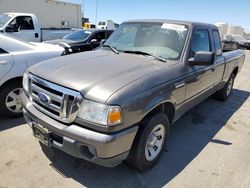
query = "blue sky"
xmin=65 ymin=0 xmax=250 ymax=31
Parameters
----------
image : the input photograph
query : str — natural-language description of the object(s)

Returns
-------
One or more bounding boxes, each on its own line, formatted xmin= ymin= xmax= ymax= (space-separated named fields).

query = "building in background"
xmin=214 ymin=22 xmax=229 ymax=36
xmin=0 ymin=0 xmax=82 ymax=28
xmin=244 ymin=33 xmax=250 ymax=40
xmin=227 ymin=26 xmax=244 ymax=36
xmin=215 ymin=22 xmax=245 ymax=37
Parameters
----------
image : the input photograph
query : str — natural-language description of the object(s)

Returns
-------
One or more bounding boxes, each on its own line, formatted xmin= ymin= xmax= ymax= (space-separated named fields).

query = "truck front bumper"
xmin=21 ymin=91 xmax=138 ymax=167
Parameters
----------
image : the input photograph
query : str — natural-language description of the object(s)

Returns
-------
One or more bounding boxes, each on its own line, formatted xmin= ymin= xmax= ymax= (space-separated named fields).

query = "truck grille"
xmin=28 ymin=74 xmax=83 ymax=123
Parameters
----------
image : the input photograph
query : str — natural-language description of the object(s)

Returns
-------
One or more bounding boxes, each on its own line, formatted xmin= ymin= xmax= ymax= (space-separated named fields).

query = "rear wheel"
xmin=0 ymin=81 xmax=23 ymax=117
xmin=214 ymin=73 xmax=235 ymax=101
xmin=126 ymin=112 xmax=170 ymax=171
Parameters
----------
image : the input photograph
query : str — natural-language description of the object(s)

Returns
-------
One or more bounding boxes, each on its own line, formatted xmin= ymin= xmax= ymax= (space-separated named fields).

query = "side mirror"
xmin=100 ymin=39 xmax=106 ymax=46
xmin=189 ymin=51 xmax=214 ymax=66
xmin=90 ymin=39 xmax=97 ymax=43
xmin=5 ymin=25 xmax=17 ymax=32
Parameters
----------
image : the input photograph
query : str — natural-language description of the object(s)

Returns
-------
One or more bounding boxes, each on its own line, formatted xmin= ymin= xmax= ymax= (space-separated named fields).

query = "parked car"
xmin=222 ymin=34 xmax=250 ymax=51
xmin=44 ymin=29 xmax=113 ymax=54
xmin=21 ymin=20 xmax=245 ymax=171
xmin=0 ymin=34 xmax=65 ymax=117
xmin=0 ymin=13 xmax=74 ymax=42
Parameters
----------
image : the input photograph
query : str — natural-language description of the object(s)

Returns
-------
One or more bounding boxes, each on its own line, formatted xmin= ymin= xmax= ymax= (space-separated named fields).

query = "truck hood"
xmin=30 ymin=42 xmax=64 ymax=53
xmin=29 ymin=50 xmax=165 ymax=103
xmin=43 ymin=39 xmax=80 ymax=45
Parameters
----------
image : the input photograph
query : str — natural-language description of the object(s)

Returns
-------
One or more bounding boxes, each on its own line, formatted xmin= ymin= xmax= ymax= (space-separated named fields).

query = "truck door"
xmin=185 ymin=28 xmax=213 ymax=99
xmin=5 ymin=16 xmax=39 ymax=42
xmin=185 ymin=27 xmax=222 ymax=100
xmin=0 ymin=49 xmax=14 ymax=81
xmin=90 ymin=31 xmax=106 ymax=49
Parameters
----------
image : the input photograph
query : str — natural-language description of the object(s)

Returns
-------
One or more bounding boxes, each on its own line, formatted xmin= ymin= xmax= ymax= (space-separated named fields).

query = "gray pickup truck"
xmin=21 ymin=20 xmax=245 ymax=171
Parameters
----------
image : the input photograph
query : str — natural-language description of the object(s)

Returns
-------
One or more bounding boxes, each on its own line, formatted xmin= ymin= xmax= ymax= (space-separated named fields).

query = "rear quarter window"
xmin=213 ymin=30 xmax=222 ymax=55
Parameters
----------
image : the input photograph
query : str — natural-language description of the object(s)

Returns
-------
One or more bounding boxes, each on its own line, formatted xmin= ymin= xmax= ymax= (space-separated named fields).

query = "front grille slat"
xmin=31 ymin=84 xmax=63 ymax=103
xmin=32 ymin=94 xmax=61 ymax=112
xmin=28 ymin=75 xmax=83 ymax=123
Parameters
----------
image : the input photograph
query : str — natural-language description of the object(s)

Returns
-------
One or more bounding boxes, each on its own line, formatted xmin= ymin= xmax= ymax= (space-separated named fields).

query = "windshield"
xmin=98 ymin=22 xmax=106 ymax=26
xmin=105 ymin=22 xmax=188 ymax=60
xmin=63 ymin=30 xmax=92 ymax=41
xmin=232 ymin=35 xmax=246 ymax=41
xmin=0 ymin=14 xmax=14 ymax=27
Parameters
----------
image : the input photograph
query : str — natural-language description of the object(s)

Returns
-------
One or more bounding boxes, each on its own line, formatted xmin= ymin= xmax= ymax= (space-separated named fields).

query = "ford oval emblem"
xmin=37 ymin=92 xmax=50 ymax=103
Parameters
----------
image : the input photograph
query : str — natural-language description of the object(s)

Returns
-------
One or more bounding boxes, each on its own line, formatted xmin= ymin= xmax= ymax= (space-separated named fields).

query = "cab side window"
xmin=9 ymin=16 xmax=34 ymax=31
xmin=106 ymin=31 xmax=113 ymax=39
xmin=191 ymin=29 xmax=211 ymax=56
xmin=92 ymin=31 xmax=106 ymax=42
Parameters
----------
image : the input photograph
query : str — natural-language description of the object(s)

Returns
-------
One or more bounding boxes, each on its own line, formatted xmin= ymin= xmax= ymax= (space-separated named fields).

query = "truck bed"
xmin=223 ymin=50 xmax=245 ymax=82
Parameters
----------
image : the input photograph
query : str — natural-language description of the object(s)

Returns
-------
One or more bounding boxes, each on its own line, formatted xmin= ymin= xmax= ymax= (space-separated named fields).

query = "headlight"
xmin=78 ymin=100 xmax=122 ymax=126
xmin=22 ymin=72 xmax=29 ymax=93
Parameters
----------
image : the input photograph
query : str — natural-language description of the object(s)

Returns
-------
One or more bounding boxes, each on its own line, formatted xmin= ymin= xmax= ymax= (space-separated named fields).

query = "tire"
xmin=126 ymin=112 xmax=170 ymax=171
xmin=0 ymin=81 xmax=23 ymax=117
xmin=214 ymin=73 xmax=235 ymax=101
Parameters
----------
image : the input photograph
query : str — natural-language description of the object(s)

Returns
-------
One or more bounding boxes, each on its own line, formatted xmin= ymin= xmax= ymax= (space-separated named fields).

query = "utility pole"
xmin=95 ymin=0 xmax=99 ymax=26
xmin=82 ymin=0 xmax=84 ymax=18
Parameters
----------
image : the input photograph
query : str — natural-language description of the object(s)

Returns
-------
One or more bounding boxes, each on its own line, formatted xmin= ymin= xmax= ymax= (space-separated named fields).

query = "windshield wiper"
xmin=123 ymin=50 xmax=166 ymax=62
xmin=103 ymin=44 xmax=119 ymax=54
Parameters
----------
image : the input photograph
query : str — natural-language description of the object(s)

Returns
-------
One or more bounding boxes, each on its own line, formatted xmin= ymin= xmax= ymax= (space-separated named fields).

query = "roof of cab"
xmin=4 ymin=12 xmax=35 ymax=17
xmin=123 ymin=19 xmax=218 ymax=29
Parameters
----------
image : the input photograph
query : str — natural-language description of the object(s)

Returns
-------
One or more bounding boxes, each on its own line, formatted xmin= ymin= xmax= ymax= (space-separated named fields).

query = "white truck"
xmin=0 ymin=13 xmax=74 ymax=42
xmin=97 ymin=20 xmax=116 ymax=30
xmin=0 ymin=33 xmax=65 ymax=117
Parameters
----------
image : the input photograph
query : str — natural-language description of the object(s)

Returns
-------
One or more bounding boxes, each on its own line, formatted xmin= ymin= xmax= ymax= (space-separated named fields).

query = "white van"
xmin=97 ymin=20 xmax=115 ymax=30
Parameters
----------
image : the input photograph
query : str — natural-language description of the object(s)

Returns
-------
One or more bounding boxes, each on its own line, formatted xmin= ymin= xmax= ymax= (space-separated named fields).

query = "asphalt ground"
xmin=0 ymin=51 xmax=250 ymax=188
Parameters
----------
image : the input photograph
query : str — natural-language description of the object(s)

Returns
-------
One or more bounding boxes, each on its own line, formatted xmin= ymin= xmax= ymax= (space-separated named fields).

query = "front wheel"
xmin=126 ymin=113 xmax=170 ymax=171
xmin=0 ymin=81 xmax=23 ymax=117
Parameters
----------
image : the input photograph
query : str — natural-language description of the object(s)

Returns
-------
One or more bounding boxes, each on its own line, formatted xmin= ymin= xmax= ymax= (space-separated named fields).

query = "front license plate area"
xmin=32 ymin=123 xmax=51 ymax=147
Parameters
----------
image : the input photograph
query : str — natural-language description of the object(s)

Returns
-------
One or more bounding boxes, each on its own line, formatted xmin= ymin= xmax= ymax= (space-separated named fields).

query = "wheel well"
xmin=232 ymin=67 xmax=239 ymax=77
xmin=142 ymin=102 xmax=175 ymax=125
xmin=0 ymin=77 xmax=23 ymax=91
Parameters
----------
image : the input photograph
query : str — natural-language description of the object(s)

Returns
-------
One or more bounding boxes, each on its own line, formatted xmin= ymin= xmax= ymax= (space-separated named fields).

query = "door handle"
xmin=0 ymin=61 xmax=8 ymax=65
xmin=175 ymin=81 xmax=185 ymax=89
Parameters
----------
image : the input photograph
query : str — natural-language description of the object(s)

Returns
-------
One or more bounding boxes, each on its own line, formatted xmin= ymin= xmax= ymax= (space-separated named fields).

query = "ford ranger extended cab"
xmin=21 ymin=20 xmax=245 ymax=171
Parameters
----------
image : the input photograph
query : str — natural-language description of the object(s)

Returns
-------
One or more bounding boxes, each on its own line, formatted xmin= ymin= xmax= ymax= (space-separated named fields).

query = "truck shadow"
xmin=0 ymin=117 xmax=25 ymax=132
xmin=40 ymin=88 xmax=249 ymax=188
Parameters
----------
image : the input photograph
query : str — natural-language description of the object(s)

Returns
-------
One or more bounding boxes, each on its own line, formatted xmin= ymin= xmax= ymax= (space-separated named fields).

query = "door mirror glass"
xmin=189 ymin=51 xmax=214 ymax=66
xmin=90 ymin=38 xmax=97 ymax=43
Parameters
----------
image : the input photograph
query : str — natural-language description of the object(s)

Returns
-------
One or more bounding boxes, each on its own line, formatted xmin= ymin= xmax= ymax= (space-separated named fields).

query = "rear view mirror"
xmin=189 ymin=51 xmax=214 ymax=66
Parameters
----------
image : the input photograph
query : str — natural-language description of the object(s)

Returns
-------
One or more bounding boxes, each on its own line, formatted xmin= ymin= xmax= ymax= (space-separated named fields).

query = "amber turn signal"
xmin=108 ymin=106 xmax=122 ymax=126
